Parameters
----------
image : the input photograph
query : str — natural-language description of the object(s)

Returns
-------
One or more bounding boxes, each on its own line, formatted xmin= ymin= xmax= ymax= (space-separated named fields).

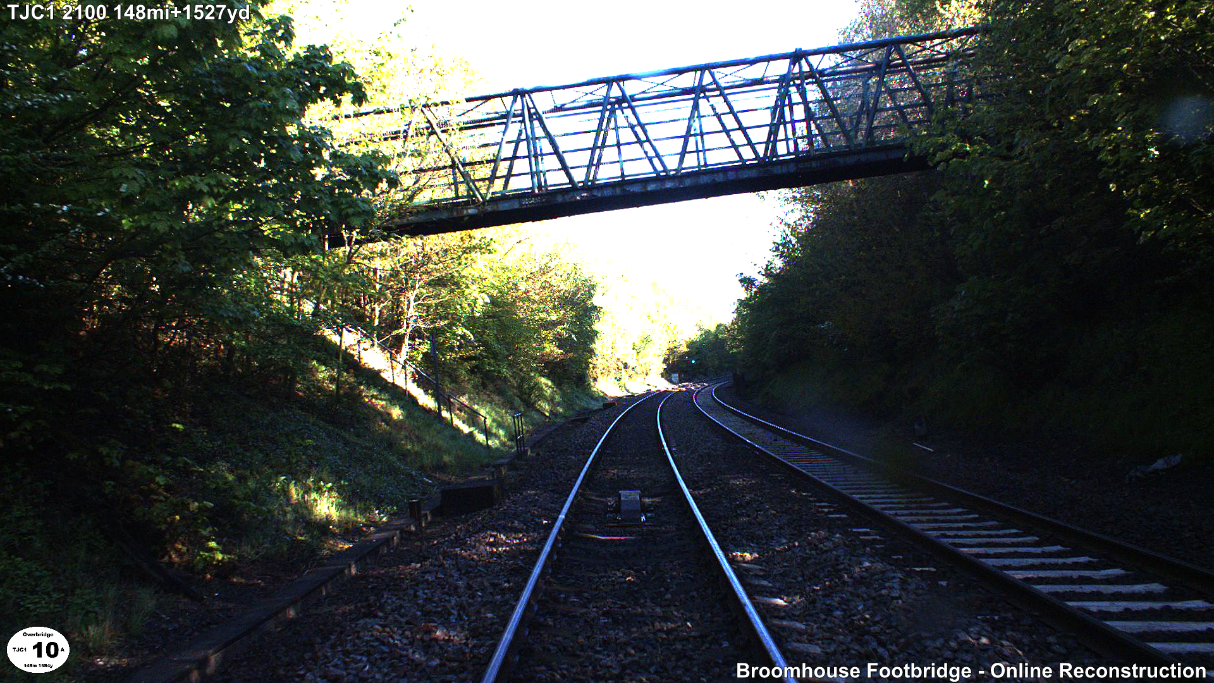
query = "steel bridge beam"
xmin=338 ymin=27 xmax=980 ymax=237
xmin=384 ymin=147 xmax=926 ymax=235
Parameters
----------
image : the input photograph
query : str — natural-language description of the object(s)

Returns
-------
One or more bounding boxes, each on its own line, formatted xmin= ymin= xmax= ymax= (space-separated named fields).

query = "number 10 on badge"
xmin=8 ymin=627 xmax=70 ymax=673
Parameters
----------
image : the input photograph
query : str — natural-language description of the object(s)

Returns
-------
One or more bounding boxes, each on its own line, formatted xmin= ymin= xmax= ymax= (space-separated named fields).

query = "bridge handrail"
xmin=345 ymin=26 xmax=982 ymax=115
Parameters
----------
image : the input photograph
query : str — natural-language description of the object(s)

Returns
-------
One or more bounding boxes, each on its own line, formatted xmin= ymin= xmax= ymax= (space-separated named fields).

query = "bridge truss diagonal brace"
xmin=676 ymin=70 xmax=707 ymax=173
xmin=618 ymin=84 xmax=671 ymax=176
xmin=584 ymin=84 xmax=618 ymax=185
xmin=707 ymin=69 xmax=762 ymax=161
xmin=762 ymin=57 xmax=798 ymax=160
xmin=895 ymin=43 xmax=933 ymax=116
xmin=420 ymin=105 xmax=485 ymax=204
xmin=485 ymin=93 xmax=521 ymax=200
xmin=524 ymin=93 xmax=580 ymax=190
xmin=793 ymin=61 xmax=827 ymax=153
xmin=809 ymin=61 xmax=855 ymax=150
xmin=853 ymin=46 xmax=894 ymax=146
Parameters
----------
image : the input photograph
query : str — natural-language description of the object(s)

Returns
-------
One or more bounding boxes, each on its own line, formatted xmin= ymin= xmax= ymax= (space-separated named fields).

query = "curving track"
xmin=694 ymin=381 xmax=1214 ymax=673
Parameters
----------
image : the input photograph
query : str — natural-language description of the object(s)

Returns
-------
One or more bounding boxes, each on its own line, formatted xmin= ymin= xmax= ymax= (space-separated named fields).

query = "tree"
xmin=352 ymin=233 xmax=492 ymax=378
xmin=733 ymin=172 xmax=955 ymax=407
xmin=915 ymin=0 xmax=1214 ymax=379
xmin=463 ymin=241 xmax=601 ymax=388
xmin=841 ymin=0 xmax=980 ymax=41
xmin=734 ymin=0 xmax=1214 ymax=454
xmin=666 ymin=323 xmax=736 ymax=379
xmin=304 ymin=9 xmax=484 ymax=221
xmin=0 ymin=3 xmax=392 ymax=444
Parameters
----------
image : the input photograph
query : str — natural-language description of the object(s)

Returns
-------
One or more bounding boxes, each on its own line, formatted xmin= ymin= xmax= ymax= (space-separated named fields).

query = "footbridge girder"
xmin=340 ymin=27 xmax=981 ymax=236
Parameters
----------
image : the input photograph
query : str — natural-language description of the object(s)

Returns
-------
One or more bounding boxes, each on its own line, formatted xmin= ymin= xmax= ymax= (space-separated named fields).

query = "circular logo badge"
xmin=7 ymin=627 xmax=70 ymax=673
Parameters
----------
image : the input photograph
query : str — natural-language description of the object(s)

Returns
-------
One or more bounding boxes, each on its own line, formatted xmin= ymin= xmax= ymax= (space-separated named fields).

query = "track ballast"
xmin=482 ymin=391 xmax=790 ymax=683
xmin=695 ymin=381 xmax=1214 ymax=674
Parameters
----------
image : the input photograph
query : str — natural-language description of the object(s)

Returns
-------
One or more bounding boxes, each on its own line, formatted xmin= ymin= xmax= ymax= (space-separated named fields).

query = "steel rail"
xmin=654 ymin=391 xmax=799 ymax=683
xmin=480 ymin=389 xmax=807 ymax=683
xmin=707 ymin=383 xmax=1214 ymax=596
xmin=690 ymin=384 xmax=1205 ymax=666
xmin=478 ymin=391 xmax=660 ymax=683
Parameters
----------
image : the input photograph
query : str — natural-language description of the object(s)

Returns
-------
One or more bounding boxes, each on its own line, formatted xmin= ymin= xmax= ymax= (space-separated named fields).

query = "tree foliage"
xmin=0 ymin=0 xmax=405 ymax=647
xmin=665 ymin=323 xmax=736 ymax=380
xmin=919 ymin=0 xmax=1214 ymax=378
xmin=589 ymin=275 xmax=703 ymax=385
xmin=735 ymin=173 xmax=955 ymax=407
xmin=0 ymin=2 xmax=694 ymax=656
xmin=0 ymin=1 xmax=394 ymax=446
xmin=733 ymin=0 xmax=1214 ymax=456
xmin=341 ymin=233 xmax=601 ymax=395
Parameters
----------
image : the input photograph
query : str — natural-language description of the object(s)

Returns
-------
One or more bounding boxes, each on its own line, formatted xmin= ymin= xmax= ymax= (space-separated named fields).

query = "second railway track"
xmin=695 ymin=381 xmax=1214 ymax=676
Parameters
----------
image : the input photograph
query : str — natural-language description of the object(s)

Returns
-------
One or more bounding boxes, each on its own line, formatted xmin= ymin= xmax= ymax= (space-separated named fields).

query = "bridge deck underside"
xmin=389 ymin=146 xmax=925 ymax=234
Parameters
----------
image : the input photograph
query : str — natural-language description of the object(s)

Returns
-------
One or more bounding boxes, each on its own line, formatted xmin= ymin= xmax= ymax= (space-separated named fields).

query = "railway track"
xmin=694 ymin=381 xmax=1214 ymax=675
xmin=480 ymin=391 xmax=793 ymax=683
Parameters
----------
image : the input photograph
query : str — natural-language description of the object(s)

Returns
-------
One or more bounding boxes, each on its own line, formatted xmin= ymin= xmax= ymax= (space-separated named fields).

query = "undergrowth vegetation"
xmin=0 ymin=318 xmax=600 ymax=672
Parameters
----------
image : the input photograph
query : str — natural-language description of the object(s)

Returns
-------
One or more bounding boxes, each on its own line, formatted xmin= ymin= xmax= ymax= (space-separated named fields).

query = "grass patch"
xmin=0 ymin=472 xmax=159 ymax=681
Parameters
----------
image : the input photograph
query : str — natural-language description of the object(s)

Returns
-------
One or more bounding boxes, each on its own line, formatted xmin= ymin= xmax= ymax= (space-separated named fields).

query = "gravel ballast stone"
xmin=663 ymin=386 xmax=1108 ymax=678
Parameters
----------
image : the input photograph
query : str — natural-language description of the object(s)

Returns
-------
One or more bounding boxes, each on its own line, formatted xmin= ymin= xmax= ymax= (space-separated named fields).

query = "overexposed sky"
xmin=294 ymin=0 xmax=861 ymax=322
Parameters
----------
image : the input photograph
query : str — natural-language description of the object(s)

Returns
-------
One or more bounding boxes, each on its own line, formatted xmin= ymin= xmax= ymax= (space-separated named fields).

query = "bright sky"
xmin=296 ymin=0 xmax=862 ymax=323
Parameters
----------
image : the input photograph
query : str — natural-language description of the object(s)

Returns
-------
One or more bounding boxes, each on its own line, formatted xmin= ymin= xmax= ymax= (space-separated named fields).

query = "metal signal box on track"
xmin=618 ymin=490 xmax=644 ymax=525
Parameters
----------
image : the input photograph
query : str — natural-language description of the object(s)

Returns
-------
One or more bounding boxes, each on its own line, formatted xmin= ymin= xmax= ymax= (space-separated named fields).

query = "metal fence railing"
xmin=512 ymin=412 xmax=526 ymax=458
xmin=335 ymin=325 xmax=576 ymax=454
xmin=337 ymin=326 xmax=492 ymax=447
xmin=400 ymin=356 xmax=491 ymax=448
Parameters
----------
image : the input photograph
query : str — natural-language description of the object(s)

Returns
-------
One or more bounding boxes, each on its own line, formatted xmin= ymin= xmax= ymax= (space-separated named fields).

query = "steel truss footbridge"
xmin=343 ymin=27 xmax=981 ymax=236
